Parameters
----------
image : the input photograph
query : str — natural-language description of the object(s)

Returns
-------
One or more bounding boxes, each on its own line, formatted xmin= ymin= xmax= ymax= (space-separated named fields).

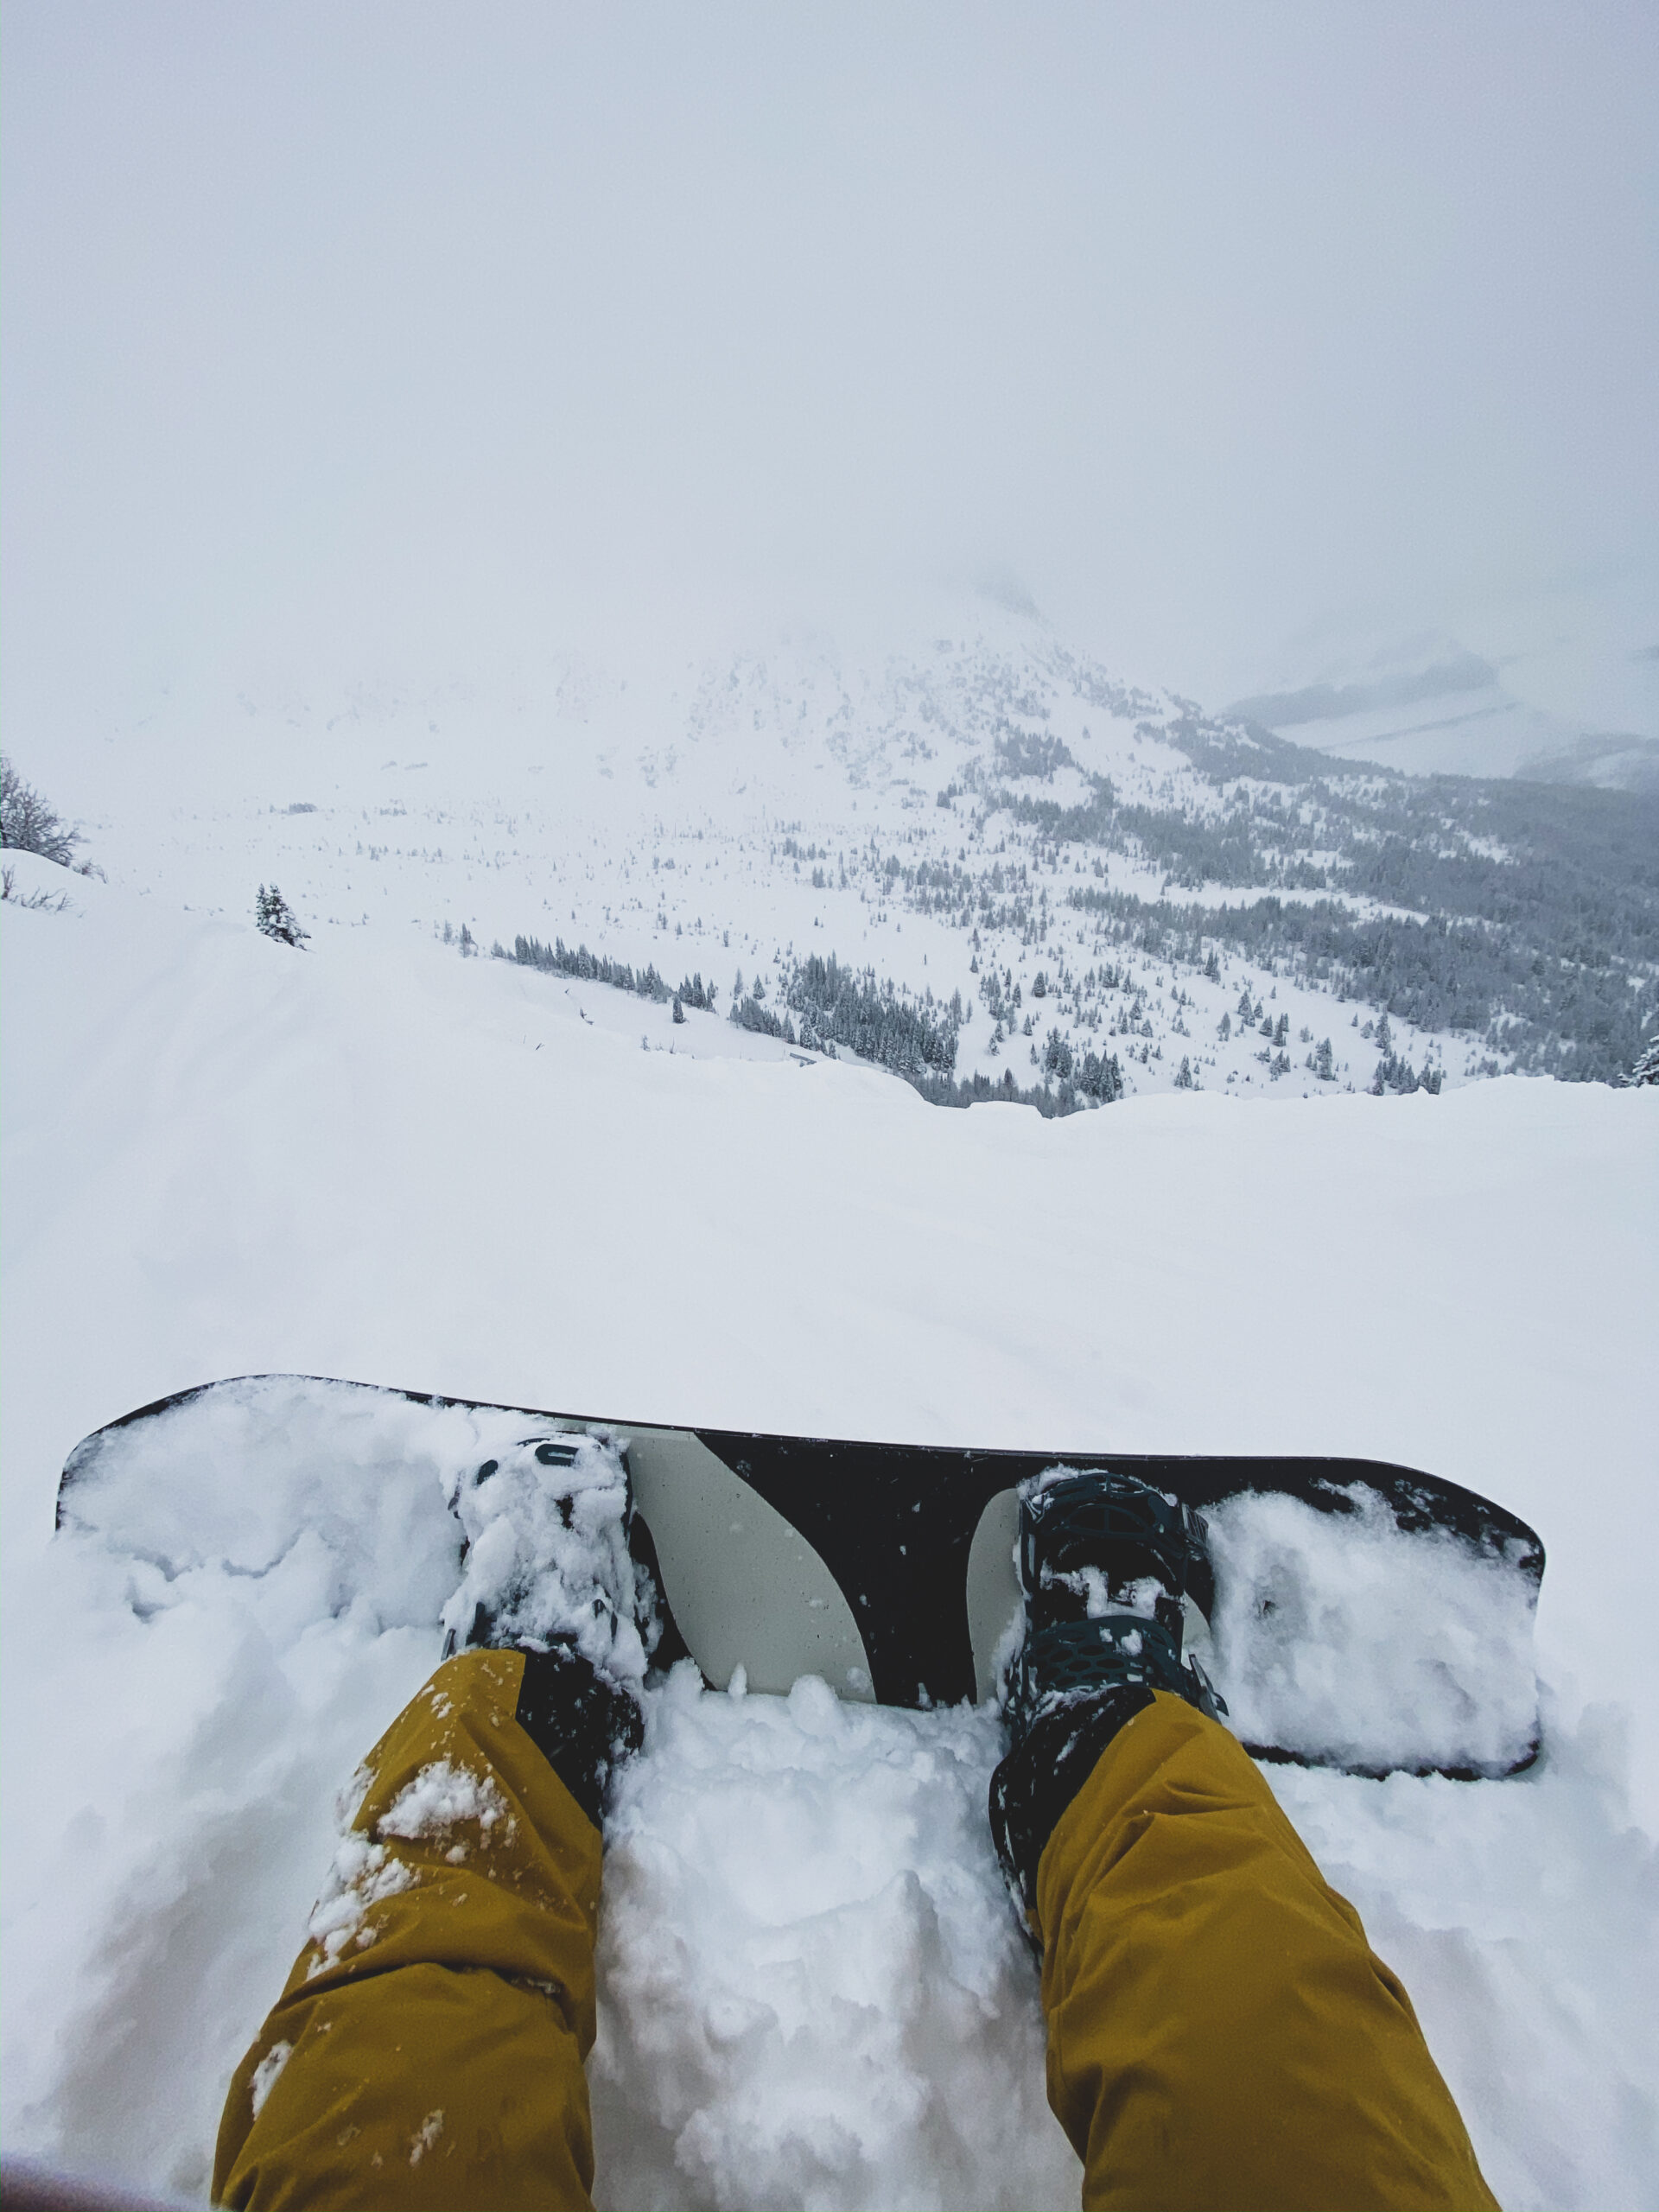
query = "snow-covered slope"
xmin=3 ymin=856 xmax=1655 ymax=2209
xmin=28 ymin=598 xmax=1656 ymax=1103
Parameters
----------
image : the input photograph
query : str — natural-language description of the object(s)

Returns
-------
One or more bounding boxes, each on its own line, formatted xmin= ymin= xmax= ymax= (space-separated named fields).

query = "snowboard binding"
xmin=992 ymin=1468 xmax=1225 ymax=1925
xmin=1021 ymin=1465 xmax=1216 ymax=1638
xmin=439 ymin=1433 xmax=657 ymax=1822
xmin=1007 ymin=1466 xmax=1224 ymax=1732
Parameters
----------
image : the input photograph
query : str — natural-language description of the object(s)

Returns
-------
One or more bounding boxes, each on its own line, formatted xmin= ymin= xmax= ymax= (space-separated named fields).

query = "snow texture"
xmin=1199 ymin=1487 xmax=1540 ymax=1775
xmin=590 ymin=1666 xmax=1080 ymax=2212
xmin=246 ymin=2042 xmax=291 ymax=2120
xmin=306 ymin=1831 xmax=414 ymax=1973
xmin=408 ymin=2111 xmax=444 ymax=2165
xmin=3 ymin=854 xmax=1656 ymax=2209
xmin=378 ymin=1758 xmax=512 ymax=1848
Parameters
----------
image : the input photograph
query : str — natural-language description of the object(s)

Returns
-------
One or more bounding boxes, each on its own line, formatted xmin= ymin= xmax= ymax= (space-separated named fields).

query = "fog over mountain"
xmin=5 ymin=5 xmax=1658 ymax=1102
xmin=4 ymin=4 xmax=1656 ymax=751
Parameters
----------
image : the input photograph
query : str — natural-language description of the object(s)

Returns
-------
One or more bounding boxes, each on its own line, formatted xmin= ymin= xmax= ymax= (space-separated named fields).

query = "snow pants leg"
xmin=1036 ymin=1691 xmax=1499 ymax=2212
xmin=213 ymin=1649 xmax=602 ymax=2212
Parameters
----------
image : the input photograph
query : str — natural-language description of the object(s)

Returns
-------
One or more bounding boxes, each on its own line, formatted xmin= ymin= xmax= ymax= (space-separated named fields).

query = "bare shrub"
xmin=1 ymin=757 xmax=101 ymax=874
xmin=2 ymin=862 xmax=69 ymax=912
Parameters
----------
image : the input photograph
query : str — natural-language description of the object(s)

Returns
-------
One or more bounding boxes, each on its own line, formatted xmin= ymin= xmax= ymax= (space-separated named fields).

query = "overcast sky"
xmin=4 ymin=3 xmax=1656 ymax=725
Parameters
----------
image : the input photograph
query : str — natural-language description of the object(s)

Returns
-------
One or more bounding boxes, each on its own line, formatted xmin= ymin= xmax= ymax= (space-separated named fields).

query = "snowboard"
xmin=56 ymin=1374 xmax=1546 ymax=1780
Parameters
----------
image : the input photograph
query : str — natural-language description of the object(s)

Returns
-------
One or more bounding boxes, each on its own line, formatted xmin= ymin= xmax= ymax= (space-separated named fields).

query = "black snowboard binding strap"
xmin=991 ymin=1469 xmax=1225 ymax=1926
xmin=1009 ymin=1614 xmax=1224 ymax=1732
xmin=1022 ymin=1468 xmax=1216 ymax=1638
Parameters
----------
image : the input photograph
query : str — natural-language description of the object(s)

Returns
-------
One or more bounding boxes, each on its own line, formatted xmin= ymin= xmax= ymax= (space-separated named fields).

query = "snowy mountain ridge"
xmin=29 ymin=597 xmax=1659 ymax=1103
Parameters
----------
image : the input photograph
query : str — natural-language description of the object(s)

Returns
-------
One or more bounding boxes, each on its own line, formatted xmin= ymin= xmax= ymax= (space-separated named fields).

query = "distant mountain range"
xmin=1227 ymin=631 xmax=1659 ymax=791
xmin=25 ymin=602 xmax=1659 ymax=1099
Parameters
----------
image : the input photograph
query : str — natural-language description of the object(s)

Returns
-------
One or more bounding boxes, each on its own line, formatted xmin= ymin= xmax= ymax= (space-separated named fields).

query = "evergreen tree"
xmin=1041 ymin=1027 xmax=1074 ymax=1080
xmin=255 ymin=885 xmax=309 ymax=947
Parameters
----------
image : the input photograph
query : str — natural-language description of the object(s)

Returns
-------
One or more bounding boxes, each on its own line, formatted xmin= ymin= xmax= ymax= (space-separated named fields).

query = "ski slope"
xmin=2 ymin=850 xmax=1656 ymax=2209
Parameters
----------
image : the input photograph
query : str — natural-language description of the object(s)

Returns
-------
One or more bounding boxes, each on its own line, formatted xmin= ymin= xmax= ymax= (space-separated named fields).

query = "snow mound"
xmin=590 ymin=1666 xmax=1081 ymax=2212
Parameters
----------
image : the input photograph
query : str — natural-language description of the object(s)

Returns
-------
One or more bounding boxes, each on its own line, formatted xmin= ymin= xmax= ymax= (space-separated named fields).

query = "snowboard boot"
xmin=439 ymin=1433 xmax=658 ymax=1824
xmin=989 ymin=1466 xmax=1224 ymax=1923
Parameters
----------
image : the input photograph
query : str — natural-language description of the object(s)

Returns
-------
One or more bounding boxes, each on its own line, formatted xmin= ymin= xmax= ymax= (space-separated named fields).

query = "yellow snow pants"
xmin=1037 ymin=1692 xmax=1498 ymax=2211
xmin=214 ymin=1661 xmax=1498 ymax=2212
xmin=213 ymin=1649 xmax=601 ymax=2212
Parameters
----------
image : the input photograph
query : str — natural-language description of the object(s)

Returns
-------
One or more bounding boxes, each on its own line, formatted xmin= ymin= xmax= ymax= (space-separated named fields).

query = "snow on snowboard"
xmin=56 ymin=1374 xmax=1545 ymax=1779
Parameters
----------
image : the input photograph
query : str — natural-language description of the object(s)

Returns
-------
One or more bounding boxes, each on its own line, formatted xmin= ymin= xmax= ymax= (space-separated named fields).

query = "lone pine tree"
xmin=255 ymin=885 xmax=310 ymax=947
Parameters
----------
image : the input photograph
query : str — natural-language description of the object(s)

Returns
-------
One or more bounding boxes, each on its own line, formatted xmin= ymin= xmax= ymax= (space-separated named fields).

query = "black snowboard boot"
xmin=989 ymin=1466 xmax=1224 ymax=1922
xmin=439 ymin=1433 xmax=657 ymax=1825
